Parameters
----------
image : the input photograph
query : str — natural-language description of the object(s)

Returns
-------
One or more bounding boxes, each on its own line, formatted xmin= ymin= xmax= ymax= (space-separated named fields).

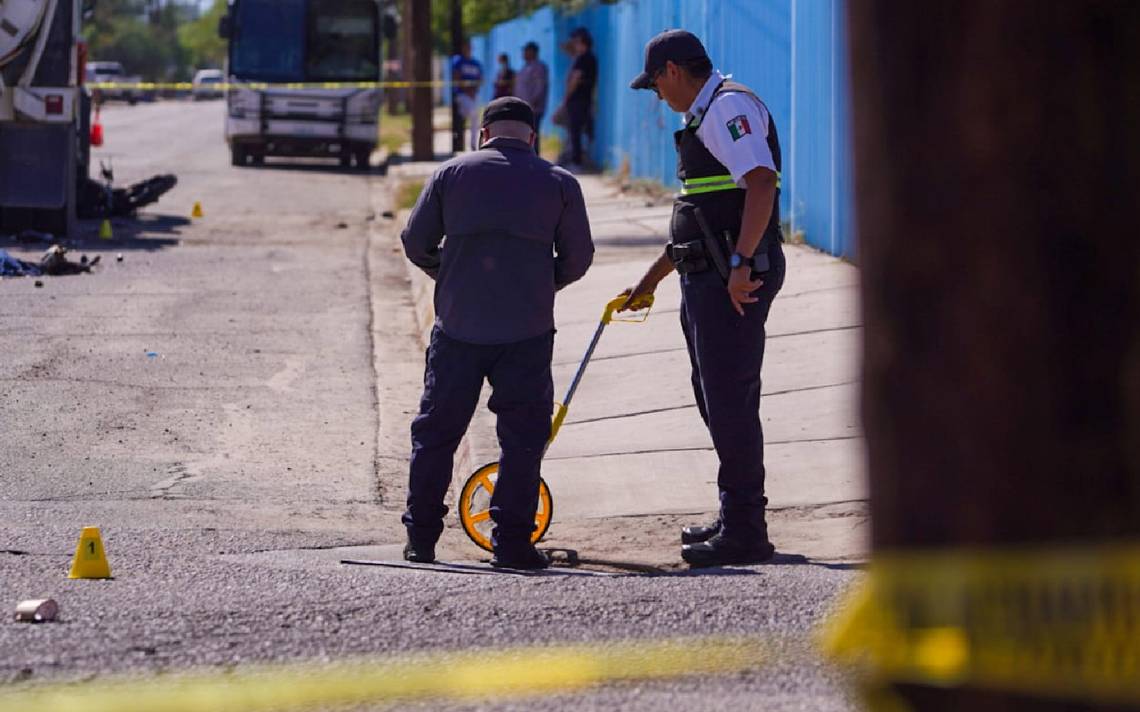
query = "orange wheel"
xmin=458 ymin=462 xmax=553 ymax=552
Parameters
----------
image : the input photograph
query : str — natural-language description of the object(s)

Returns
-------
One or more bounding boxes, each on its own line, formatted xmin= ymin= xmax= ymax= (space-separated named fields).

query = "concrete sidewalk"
xmin=388 ymin=153 xmax=866 ymax=566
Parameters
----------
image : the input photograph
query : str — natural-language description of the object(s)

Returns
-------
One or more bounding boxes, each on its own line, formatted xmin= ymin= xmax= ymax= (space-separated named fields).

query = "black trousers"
xmin=403 ymin=327 xmax=554 ymax=551
xmin=567 ymin=100 xmax=590 ymax=164
xmin=679 ymin=242 xmax=786 ymax=544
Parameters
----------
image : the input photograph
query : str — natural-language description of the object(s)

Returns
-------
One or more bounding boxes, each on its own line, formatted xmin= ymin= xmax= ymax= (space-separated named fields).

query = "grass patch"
xmin=378 ymin=108 xmax=413 ymax=155
xmin=395 ymin=178 xmax=425 ymax=211
xmin=540 ymin=134 xmax=562 ymax=163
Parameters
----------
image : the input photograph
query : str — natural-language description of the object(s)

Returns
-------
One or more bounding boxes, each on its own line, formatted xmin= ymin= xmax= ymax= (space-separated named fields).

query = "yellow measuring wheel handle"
xmin=458 ymin=462 xmax=553 ymax=552
xmin=603 ymin=292 xmax=654 ymax=325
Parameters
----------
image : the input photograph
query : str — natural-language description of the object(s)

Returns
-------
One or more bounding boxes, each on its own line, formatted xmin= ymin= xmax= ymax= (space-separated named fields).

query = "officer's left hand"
xmin=727 ymin=266 xmax=763 ymax=316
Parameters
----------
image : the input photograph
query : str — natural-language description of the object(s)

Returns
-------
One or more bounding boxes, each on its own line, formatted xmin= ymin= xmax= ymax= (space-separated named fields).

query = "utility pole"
xmin=848 ymin=0 xmax=1140 ymax=710
xmin=450 ymin=0 xmax=463 ymax=154
xmin=408 ymin=0 xmax=432 ymax=161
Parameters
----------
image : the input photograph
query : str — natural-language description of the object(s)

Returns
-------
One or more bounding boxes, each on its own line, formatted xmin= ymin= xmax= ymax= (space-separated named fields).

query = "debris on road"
xmin=41 ymin=245 xmax=101 ymax=275
xmin=1 ymin=246 xmax=102 ymax=278
xmin=14 ymin=599 xmax=59 ymax=623
xmin=0 ymin=249 xmax=41 ymax=277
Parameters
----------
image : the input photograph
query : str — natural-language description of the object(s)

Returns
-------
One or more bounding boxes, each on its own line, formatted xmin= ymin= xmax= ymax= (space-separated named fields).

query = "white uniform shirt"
xmin=685 ymin=70 xmax=777 ymax=187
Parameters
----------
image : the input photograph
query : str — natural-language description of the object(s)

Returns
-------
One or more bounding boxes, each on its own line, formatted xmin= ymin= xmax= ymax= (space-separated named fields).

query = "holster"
xmin=666 ymin=240 xmax=709 ymax=275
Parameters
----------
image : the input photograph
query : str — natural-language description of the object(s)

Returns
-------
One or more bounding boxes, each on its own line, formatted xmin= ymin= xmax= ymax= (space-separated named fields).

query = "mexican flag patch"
xmin=726 ymin=114 xmax=752 ymax=141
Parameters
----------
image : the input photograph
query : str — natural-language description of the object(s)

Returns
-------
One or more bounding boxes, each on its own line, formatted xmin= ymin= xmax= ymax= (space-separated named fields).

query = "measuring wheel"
xmin=458 ymin=462 xmax=553 ymax=552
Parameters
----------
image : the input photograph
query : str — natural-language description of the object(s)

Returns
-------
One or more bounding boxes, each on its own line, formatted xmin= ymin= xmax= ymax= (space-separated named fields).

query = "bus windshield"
xmin=229 ymin=0 xmax=378 ymax=83
xmin=307 ymin=0 xmax=380 ymax=81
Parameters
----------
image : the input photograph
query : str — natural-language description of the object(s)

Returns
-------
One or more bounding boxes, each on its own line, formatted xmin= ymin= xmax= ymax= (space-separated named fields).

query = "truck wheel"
xmin=231 ymin=146 xmax=246 ymax=167
xmin=128 ymin=95 xmax=137 ymax=106
xmin=339 ymin=152 xmax=352 ymax=169
xmin=354 ymin=149 xmax=372 ymax=171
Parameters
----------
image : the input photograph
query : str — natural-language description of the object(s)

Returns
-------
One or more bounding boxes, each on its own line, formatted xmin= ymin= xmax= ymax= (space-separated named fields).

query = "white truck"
xmin=0 ymin=0 xmax=92 ymax=236
xmin=218 ymin=0 xmax=383 ymax=170
xmin=86 ymin=60 xmax=141 ymax=104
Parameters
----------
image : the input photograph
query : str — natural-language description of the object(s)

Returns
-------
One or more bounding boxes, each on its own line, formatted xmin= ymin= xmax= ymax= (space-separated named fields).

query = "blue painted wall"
xmin=471 ymin=0 xmax=855 ymax=260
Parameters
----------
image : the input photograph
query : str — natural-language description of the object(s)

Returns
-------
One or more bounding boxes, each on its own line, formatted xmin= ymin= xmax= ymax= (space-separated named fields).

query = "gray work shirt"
xmin=515 ymin=59 xmax=549 ymax=116
xmin=401 ymin=136 xmax=594 ymax=345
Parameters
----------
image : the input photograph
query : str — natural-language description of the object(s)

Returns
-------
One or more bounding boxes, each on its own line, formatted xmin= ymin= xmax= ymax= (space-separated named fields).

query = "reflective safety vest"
xmin=670 ymin=79 xmax=783 ymax=250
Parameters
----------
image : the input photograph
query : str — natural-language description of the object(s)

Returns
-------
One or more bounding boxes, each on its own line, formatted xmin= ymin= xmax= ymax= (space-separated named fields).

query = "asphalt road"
xmin=0 ymin=99 xmax=861 ymax=711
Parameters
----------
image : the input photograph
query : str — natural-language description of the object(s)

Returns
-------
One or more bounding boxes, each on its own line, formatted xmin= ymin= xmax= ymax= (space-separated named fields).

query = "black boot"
xmin=681 ymin=534 xmax=775 ymax=568
xmin=681 ymin=520 xmax=722 ymax=545
xmin=491 ymin=545 xmax=550 ymax=570
xmin=403 ymin=537 xmax=436 ymax=564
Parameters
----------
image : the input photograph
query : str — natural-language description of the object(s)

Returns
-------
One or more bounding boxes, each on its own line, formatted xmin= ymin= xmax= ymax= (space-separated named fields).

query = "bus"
xmin=218 ymin=0 xmax=383 ymax=169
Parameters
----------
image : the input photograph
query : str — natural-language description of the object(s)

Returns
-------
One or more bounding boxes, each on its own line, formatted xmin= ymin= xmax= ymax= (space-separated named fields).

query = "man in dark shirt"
xmin=556 ymin=27 xmax=597 ymax=169
xmin=492 ymin=53 xmax=516 ymax=99
xmin=401 ymin=97 xmax=594 ymax=569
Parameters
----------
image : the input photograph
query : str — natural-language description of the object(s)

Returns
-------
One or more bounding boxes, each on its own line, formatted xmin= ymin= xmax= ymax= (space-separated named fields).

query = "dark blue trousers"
xmin=679 ymin=242 xmax=786 ymax=545
xmin=403 ymin=327 xmax=554 ymax=552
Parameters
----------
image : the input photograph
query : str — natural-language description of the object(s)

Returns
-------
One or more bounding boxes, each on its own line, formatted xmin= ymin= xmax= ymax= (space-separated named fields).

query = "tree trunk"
xmin=848 ymin=0 xmax=1140 ymax=708
xmin=408 ymin=0 xmax=433 ymax=161
xmin=450 ymin=0 xmax=464 ymax=154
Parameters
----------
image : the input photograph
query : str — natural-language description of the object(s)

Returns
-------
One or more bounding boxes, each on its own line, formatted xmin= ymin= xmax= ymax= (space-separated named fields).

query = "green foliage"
xmin=83 ymin=0 xmax=199 ymax=80
xmin=430 ymin=1 xmax=616 ymax=51
xmin=178 ymin=0 xmax=228 ymax=71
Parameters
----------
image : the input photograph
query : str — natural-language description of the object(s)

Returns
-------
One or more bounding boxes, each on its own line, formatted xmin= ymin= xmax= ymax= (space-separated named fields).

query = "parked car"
xmin=86 ymin=61 xmax=142 ymax=104
xmin=192 ymin=69 xmax=225 ymax=100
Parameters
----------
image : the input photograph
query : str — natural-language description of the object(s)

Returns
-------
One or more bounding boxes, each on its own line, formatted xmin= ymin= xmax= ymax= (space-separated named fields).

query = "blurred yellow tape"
xmin=88 ymin=80 xmax=476 ymax=91
xmin=0 ymin=637 xmax=765 ymax=712
xmin=823 ymin=543 xmax=1140 ymax=704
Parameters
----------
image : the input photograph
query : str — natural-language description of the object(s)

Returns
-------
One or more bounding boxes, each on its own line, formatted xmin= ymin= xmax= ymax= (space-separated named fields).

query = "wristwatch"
xmin=729 ymin=252 xmax=754 ymax=270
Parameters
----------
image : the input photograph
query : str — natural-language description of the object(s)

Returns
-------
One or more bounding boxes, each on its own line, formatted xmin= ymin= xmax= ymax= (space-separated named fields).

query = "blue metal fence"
xmin=470 ymin=0 xmax=855 ymax=259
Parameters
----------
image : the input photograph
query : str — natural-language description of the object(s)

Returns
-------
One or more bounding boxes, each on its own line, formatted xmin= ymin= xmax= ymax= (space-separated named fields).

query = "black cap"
xmin=481 ymin=96 xmax=536 ymax=130
xmin=523 ymin=41 xmax=539 ymax=52
xmin=630 ymin=29 xmax=708 ymax=90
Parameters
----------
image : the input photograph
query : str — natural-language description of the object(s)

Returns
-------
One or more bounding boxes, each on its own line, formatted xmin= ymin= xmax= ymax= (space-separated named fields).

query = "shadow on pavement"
xmin=74 ymin=214 xmax=187 ymax=251
xmin=240 ymin=161 xmax=386 ymax=176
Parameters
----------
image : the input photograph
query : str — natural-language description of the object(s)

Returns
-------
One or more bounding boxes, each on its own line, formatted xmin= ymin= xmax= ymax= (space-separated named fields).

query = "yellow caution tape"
xmin=0 ymin=636 xmax=766 ymax=712
xmin=822 ymin=543 xmax=1140 ymax=705
xmin=88 ymin=80 xmax=477 ymax=91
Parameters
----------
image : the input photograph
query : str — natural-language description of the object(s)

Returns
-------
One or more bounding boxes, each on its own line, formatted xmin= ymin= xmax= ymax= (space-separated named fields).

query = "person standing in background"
xmin=492 ymin=53 xmax=516 ymax=99
xmin=451 ymin=40 xmax=484 ymax=151
xmin=554 ymin=27 xmax=597 ymax=171
xmin=515 ymin=41 xmax=549 ymax=154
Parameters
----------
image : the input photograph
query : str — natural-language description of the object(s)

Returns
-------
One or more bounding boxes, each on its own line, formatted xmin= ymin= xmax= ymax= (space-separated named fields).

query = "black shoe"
xmin=681 ymin=520 xmax=722 ymax=545
xmin=490 ymin=546 xmax=550 ymax=570
xmin=403 ymin=539 xmax=435 ymax=564
xmin=681 ymin=534 xmax=775 ymax=568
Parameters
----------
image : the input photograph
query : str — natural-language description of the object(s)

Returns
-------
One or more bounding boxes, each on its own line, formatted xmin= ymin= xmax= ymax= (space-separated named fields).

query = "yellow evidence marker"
xmin=99 ymin=219 xmax=113 ymax=240
xmin=68 ymin=527 xmax=112 ymax=579
xmin=191 ymin=201 xmax=204 ymax=218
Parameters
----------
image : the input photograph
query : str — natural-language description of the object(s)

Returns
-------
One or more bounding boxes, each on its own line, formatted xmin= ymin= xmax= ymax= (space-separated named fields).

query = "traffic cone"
xmin=99 ymin=219 xmax=112 ymax=240
xmin=191 ymin=201 xmax=204 ymax=218
xmin=90 ymin=108 xmax=104 ymax=147
xmin=68 ymin=526 xmax=112 ymax=579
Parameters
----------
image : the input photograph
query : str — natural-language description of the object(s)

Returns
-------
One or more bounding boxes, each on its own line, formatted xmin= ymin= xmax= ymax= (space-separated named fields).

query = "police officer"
xmin=401 ymin=97 xmax=594 ymax=570
xmin=623 ymin=30 xmax=786 ymax=567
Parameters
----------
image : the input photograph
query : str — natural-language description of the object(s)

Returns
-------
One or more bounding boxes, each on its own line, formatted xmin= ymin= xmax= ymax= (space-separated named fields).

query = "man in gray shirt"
xmin=514 ymin=41 xmax=549 ymax=153
xmin=401 ymin=97 xmax=594 ymax=569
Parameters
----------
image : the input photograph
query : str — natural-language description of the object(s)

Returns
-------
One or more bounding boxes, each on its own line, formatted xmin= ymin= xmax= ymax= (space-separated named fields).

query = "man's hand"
xmin=618 ymin=252 xmax=674 ymax=312
xmin=617 ymin=283 xmax=654 ymax=312
xmin=727 ymin=266 xmax=763 ymax=316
